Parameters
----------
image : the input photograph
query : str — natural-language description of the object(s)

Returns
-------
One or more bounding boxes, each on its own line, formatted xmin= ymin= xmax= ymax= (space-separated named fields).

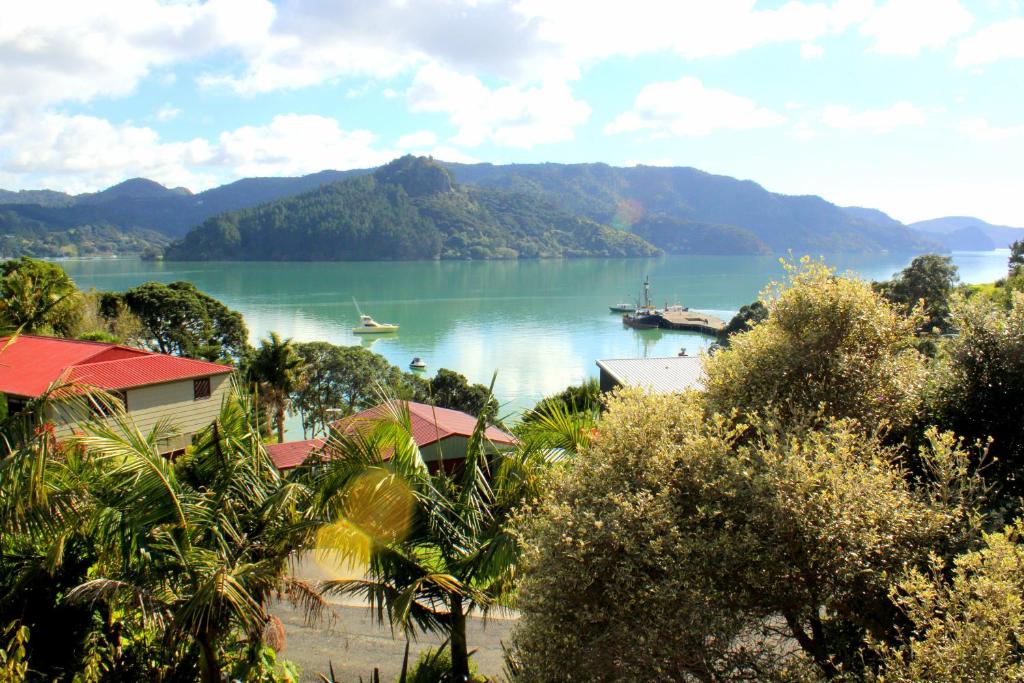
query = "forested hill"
xmin=445 ymin=163 xmax=936 ymax=254
xmin=164 ymin=157 xmax=660 ymax=261
xmin=3 ymin=157 xmax=945 ymax=258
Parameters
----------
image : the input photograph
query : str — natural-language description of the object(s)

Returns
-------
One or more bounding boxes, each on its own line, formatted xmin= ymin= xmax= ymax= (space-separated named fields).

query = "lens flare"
xmin=312 ymin=469 xmax=415 ymax=580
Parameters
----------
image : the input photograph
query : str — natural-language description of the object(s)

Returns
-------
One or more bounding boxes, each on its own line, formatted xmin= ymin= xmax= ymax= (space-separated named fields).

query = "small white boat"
xmin=409 ymin=357 xmax=427 ymax=370
xmin=352 ymin=314 xmax=399 ymax=334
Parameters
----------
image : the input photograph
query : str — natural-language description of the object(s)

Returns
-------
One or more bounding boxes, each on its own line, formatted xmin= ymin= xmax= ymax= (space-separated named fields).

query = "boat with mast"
xmin=351 ymin=298 xmax=399 ymax=334
xmin=622 ymin=276 xmax=661 ymax=329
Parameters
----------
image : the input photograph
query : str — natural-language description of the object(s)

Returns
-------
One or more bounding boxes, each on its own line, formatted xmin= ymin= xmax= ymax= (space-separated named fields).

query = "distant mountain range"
xmin=165 ymin=157 xmax=659 ymax=260
xmin=1 ymin=155 xmax=1019 ymax=260
xmin=908 ymin=217 xmax=1023 ymax=251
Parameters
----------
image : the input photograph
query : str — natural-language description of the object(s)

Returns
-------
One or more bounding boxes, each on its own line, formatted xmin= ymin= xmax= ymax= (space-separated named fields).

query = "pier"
xmin=657 ymin=309 xmax=725 ymax=334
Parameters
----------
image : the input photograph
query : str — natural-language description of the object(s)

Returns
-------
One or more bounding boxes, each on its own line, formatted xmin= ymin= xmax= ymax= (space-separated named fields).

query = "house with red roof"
xmin=0 ymin=335 xmax=233 ymax=454
xmin=266 ymin=401 xmax=516 ymax=474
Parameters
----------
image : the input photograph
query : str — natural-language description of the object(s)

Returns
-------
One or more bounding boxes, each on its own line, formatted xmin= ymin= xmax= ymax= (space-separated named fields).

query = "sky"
xmin=1 ymin=0 xmax=1022 ymax=225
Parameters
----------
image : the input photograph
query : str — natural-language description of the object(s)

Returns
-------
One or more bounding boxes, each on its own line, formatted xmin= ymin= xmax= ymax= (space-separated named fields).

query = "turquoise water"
xmin=61 ymin=251 xmax=1010 ymax=427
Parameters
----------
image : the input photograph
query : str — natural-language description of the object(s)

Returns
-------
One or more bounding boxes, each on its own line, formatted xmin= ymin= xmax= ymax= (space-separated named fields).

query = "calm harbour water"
xmin=62 ymin=251 xmax=1010 ymax=429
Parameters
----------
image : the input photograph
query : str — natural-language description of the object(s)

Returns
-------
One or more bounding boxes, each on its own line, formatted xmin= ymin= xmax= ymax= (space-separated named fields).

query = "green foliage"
xmin=716 ymin=299 xmax=768 ymax=344
xmin=414 ymin=368 xmax=499 ymax=423
xmin=0 ymin=212 xmax=167 ymax=258
xmin=523 ymin=378 xmax=601 ymax=421
xmin=0 ymin=257 xmax=80 ymax=335
xmin=451 ymin=161 xmax=935 ymax=254
xmin=512 ymin=390 xmax=983 ymax=681
xmin=1010 ymin=239 xmax=1024 ymax=275
xmin=925 ymin=292 xmax=1024 ymax=502
xmin=247 ymin=332 xmax=304 ymax=443
xmin=302 ymin=389 xmax=568 ymax=681
xmin=872 ymin=521 xmax=1024 ymax=682
xmin=165 ymin=157 xmax=660 ymax=261
xmin=105 ymin=280 xmax=249 ymax=361
xmin=405 ymin=646 xmax=483 ymax=683
xmin=704 ymin=258 xmax=925 ymax=430
xmin=875 ymin=254 xmax=959 ymax=334
xmin=67 ymin=288 xmax=145 ymax=345
xmin=0 ymin=622 xmax=28 ymax=683
xmin=291 ymin=341 xmax=425 ymax=437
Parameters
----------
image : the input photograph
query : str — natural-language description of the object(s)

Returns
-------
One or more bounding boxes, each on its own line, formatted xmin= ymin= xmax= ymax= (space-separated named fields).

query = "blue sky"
xmin=1 ymin=0 xmax=1023 ymax=224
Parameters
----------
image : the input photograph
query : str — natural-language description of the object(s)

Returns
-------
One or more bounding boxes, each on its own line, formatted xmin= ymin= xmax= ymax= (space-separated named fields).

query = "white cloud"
xmin=518 ymin=0 xmax=869 ymax=65
xmin=426 ymin=146 xmax=479 ymax=165
xmin=859 ymin=0 xmax=973 ymax=55
xmin=396 ymin=130 xmax=438 ymax=149
xmin=820 ymin=102 xmax=925 ymax=132
xmin=957 ymin=117 xmax=1024 ymax=141
xmin=155 ymin=105 xmax=181 ymax=122
xmin=406 ymin=64 xmax=590 ymax=148
xmin=0 ymin=112 xmax=216 ymax=192
xmin=955 ymin=18 xmax=1024 ymax=67
xmin=605 ymin=77 xmax=786 ymax=138
xmin=215 ymin=114 xmax=395 ymax=177
xmin=0 ymin=0 xmax=274 ymax=114
xmin=800 ymin=43 xmax=825 ymax=59
xmin=0 ymin=112 xmax=396 ymax=193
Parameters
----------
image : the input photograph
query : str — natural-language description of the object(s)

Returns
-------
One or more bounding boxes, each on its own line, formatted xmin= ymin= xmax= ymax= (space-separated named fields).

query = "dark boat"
xmin=622 ymin=313 xmax=660 ymax=329
xmin=622 ymin=275 xmax=660 ymax=328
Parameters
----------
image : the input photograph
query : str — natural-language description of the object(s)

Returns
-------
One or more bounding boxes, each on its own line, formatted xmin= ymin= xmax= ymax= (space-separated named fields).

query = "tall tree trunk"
xmin=198 ymin=631 xmax=222 ymax=683
xmin=450 ymin=593 xmax=470 ymax=682
xmin=276 ymin=402 xmax=286 ymax=443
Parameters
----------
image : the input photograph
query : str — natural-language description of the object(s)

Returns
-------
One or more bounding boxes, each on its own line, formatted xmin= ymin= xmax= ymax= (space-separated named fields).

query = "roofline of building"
xmin=596 ymin=356 xmax=704 ymax=388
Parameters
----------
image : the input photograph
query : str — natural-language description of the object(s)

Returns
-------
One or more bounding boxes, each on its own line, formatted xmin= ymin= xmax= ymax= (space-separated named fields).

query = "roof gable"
xmin=337 ymin=401 xmax=516 ymax=448
xmin=0 ymin=334 xmax=232 ymax=397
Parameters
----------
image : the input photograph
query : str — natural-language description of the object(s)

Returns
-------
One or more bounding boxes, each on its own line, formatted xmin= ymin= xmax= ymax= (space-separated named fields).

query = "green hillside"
xmin=164 ymin=157 xmax=660 ymax=261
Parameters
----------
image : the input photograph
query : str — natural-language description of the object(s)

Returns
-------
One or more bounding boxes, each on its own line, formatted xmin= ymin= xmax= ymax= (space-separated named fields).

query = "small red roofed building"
xmin=266 ymin=401 xmax=516 ymax=474
xmin=0 ymin=335 xmax=233 ymax=454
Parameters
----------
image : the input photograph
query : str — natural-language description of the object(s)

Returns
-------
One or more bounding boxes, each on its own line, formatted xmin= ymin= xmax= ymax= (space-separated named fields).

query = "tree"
xmin=522 ymin=378 xmax=601 ymax=422
xmin=67 ymin=288 xmax=145 ymax=345
xmin=107 ymin=281 xmax=248 ymax=361
xmin=248 ymin=332 xmax=304 ymax=443
xmin=717 ymin=299 xmax=768 ymax=345
xmin=926 ymin=292 xmax=1024 ymax=502
xmin=704 ymin=258 xmax=925 ymax=431
xmin=1010 ymin=239 xmax=1024 ymax=276
xmin=291 ymin=342 xmax=420 ymax=436
xmin=871 ymin=521 xmax=1024 ymax=682
xmin=512 ymin=390 xmax=983 ymax=681
xmin=63 ymin=389 xmax=319 ymax=682
xmin=415 ymin=368 xmax=499 ymax=423
xmin=876 ymin=254 xmax=960 ymax=334
xmin=0 ymin=257 xmax=79 ymax=336
xmin=301 ymin=395 xmax=566 ymax=682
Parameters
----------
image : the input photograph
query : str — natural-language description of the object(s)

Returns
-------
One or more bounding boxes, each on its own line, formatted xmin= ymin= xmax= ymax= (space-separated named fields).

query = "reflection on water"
xmin=62 ymin=251 xmax=1010 ymax=429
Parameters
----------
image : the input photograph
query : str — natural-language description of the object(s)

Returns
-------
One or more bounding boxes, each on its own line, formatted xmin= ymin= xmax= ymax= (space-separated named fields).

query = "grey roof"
xmin=596 ymin=356 xmax=706 ymax=393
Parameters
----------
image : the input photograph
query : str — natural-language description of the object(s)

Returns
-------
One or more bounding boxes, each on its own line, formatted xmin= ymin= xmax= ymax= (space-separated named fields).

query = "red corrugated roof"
xmin=68 ymin=354 xmax=232 ymax=391
xmin=0 ymin=334 xmax=232 ymax=397
xmin=337 ymin=401 xmax=517 ymax=448
xmin=266 ymin=438 xmax=325 ymax=471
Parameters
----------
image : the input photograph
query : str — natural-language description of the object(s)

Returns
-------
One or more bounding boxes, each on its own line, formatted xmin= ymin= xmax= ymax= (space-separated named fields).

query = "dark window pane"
xmin=194 ymin=377 xmax=211 ymax=400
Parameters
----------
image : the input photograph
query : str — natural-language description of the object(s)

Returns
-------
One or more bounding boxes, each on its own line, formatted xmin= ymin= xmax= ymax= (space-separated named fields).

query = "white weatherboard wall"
xmin=52 ymin=374 xmax=231 ymax=453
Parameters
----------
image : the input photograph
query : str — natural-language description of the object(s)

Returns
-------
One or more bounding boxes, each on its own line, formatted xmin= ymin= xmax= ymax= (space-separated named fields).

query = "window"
xmin=194 ymin=377 xmax=211 ymax=400
xmin=5 ymin=395 xmax=29 ymax=416
xmin=89 ymin=391 xmax=126 ymax=418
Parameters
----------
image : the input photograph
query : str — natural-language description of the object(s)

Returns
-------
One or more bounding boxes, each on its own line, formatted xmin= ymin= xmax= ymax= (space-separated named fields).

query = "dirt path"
xmin=272 ymin=598 xmax=516 ymax=682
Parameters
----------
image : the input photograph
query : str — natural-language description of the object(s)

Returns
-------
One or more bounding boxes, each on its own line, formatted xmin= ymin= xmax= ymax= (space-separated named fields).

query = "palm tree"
xmin=296 ymin=388 xmax=582 ymax=681
xmin=53 ymin=386 xmax=322 ymax=682
xmin=248 ymin=332 xmax=304 ymax=443
xmin=0 ymin=260 xmax=79 ymax=335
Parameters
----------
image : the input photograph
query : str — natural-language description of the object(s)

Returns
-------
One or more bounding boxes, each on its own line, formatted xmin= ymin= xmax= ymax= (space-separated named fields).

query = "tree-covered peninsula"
xmin=165 ymin=156 xmax=660 ymax=261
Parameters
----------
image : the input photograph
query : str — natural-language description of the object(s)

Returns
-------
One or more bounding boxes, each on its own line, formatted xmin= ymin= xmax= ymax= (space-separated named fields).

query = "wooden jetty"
xmin=623 ymin=308 xmax=725 ymax=335
xmin=657 ymin=309 xmax=725 ymax=335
